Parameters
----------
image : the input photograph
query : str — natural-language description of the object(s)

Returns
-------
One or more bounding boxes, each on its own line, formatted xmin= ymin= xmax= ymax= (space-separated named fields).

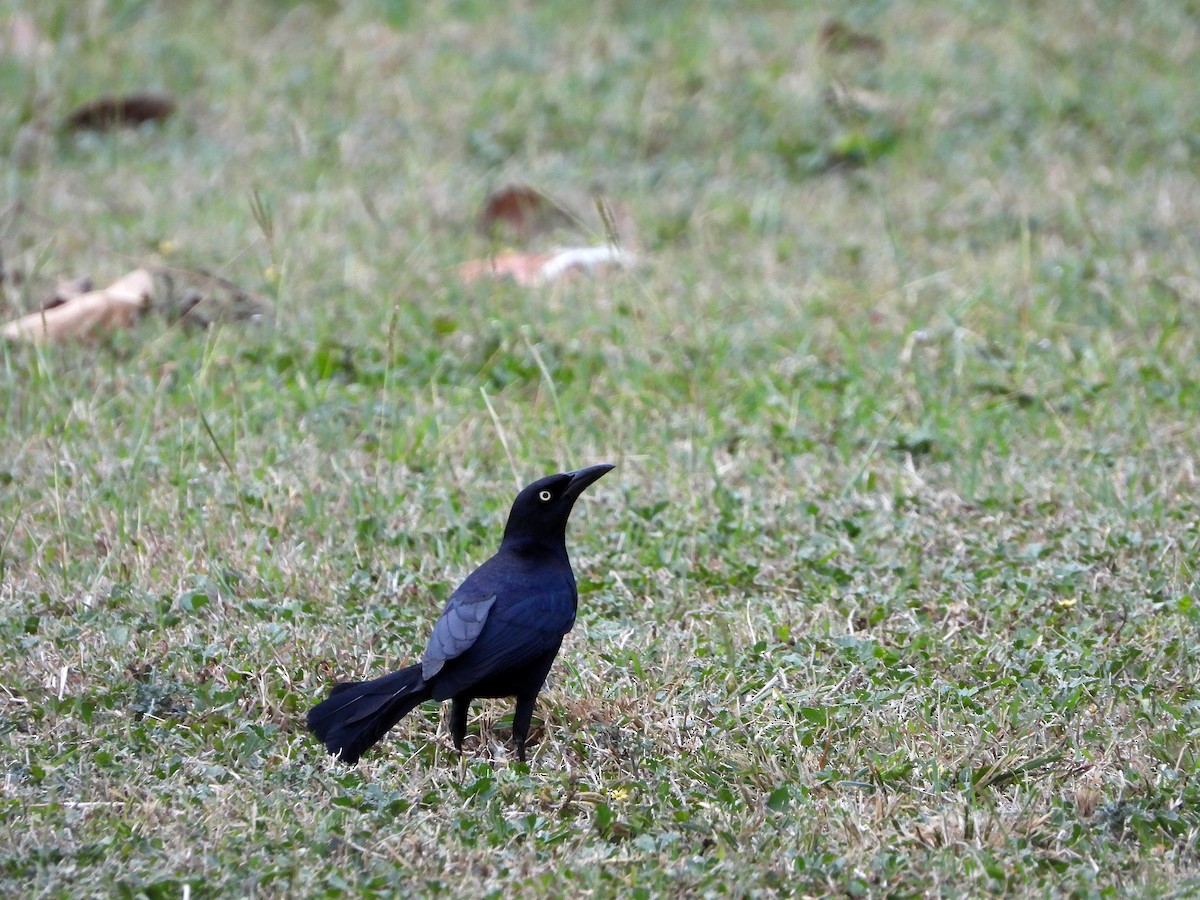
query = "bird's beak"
xmin=565 ymin=463 xmax=615 ymax=500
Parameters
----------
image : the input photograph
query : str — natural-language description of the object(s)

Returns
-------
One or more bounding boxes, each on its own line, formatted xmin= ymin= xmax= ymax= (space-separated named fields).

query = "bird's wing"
xmin=421 ymin=584 xmax=497 ymax=680
xmin=424 ymin=585 xmax=576 ymax=701
xmin=453 ymin=591 xmax=572 ymax=669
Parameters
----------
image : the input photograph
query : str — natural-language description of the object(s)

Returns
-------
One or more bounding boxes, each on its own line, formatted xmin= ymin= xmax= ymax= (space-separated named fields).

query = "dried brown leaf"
xmin=824 ymin=82 xmax=897 ymax=118
xmin=458 ymin=246 xmax=634 ymax=286
xmin=476 ymin=185 xmax=575 ymax=241
xmin=158 ymin=268 xmax=272 ymax=328
xmin=64 ymin=92 xmax=176 ymax=131
xmin=46 ymin=276 xmax=94 ymax=309
xmin=458 ymin=251 xmax=554 ymax=287
xmin=2 ymin=269 xmax=154 ymax=343
xmin=819 ymin=19 xmax=885 ymax=57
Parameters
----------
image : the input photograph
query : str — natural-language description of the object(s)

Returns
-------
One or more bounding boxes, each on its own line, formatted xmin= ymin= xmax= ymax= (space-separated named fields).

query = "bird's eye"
xmin=538 ymin=490 xmax=553 ymax=502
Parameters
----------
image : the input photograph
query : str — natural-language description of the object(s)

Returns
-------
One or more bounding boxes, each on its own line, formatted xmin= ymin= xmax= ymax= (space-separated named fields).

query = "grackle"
xmin=307 ymin=464 xmax=614 ymax=765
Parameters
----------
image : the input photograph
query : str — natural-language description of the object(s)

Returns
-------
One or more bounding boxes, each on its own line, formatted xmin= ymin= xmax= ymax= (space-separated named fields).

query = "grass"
xmin=2 ymin=0 xmax=1199 ymax=895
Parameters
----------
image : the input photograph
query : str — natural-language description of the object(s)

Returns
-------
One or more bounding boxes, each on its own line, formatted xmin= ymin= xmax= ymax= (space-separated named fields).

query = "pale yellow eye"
xmin=538 ymin=490 xmax=552 ymax=502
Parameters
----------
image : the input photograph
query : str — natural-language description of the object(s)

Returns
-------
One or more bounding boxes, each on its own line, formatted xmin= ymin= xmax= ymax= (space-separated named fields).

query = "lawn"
xmin=2 ymin=1 xmax=1199 ymax=895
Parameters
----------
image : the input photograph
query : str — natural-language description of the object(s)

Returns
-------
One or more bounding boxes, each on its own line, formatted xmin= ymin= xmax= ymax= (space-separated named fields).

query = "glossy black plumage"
xmin=307 ymin=464 xmax=613 ymax=764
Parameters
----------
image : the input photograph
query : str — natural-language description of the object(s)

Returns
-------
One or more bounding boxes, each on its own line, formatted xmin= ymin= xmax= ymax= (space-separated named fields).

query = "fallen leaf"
xmin=819 ymin=19 xmax=885 ymax=57
xmin=64 ymin=92 xmax=175 ymax=131
xmin=824 ymin=81 xmax=897 ymax=118
xmin=538 ymin=246 xmax=634 ymax=282
xmin=476 ymin=184 xmax=575 ymax=241
xmin=458 ymin=251 xmax=554 ymax=287
xmin=46 ymin=276 xmax=94 ymax=309
xmin=458 ymin=246 xmax=634 ymax=286
xmin=159 ymin=268 xmax=272 ymax=328
xmin=2 ymin=269 xmax=153 ymax=343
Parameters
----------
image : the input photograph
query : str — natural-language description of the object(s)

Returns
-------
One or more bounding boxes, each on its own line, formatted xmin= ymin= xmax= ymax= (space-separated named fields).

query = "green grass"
xmin=3 ymin=0 xmax=1200 ymax=895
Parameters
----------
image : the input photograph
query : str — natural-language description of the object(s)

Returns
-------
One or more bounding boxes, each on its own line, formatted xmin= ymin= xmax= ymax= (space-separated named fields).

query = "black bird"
xmin=307 ymin=464 xmax=614 ymax=765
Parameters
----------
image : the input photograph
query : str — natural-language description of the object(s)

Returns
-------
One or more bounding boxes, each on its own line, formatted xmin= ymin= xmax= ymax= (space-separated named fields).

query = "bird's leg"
xmin=511 ymin=694 xmax=538 ymax=763
xmin=450 ymin=696 xmax=471 ymax=753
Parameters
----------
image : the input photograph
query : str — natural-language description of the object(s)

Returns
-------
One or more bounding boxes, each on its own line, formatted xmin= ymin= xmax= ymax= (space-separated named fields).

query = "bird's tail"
xmin=306 ymin=666 xmax=431 ymax=764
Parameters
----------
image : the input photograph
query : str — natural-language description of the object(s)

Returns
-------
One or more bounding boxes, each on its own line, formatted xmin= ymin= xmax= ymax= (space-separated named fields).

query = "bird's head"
xmin=501 ymin=463 xmax=614 ymax=551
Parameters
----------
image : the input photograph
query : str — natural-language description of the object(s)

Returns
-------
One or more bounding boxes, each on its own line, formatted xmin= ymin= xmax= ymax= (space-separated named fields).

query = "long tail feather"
xmin=306 ymin=666 xmax=431 ymax=764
